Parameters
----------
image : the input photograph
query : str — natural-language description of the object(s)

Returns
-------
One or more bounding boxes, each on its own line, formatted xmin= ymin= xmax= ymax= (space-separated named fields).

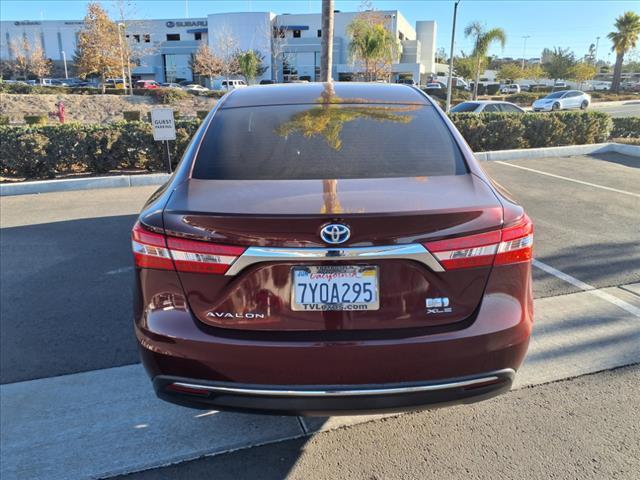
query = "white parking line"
xmin=533 ymin=259 xmax=640 ymax=317
xmin=495 ymin=161 xmax=640 ymax=198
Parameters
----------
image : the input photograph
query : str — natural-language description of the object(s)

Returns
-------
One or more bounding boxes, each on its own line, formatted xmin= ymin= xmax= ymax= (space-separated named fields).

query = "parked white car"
xmin=500 ymin=84 xmax=521 ymax=94
xmin=182 ymin=84 xmax=209 ymax=93
xmin=588 ymin=81 xmax=611 ymax=91
xmin=450 ymin=101 xmax=526 ymax=114
xmin=532 ymin=90 xmax=591 ymax=112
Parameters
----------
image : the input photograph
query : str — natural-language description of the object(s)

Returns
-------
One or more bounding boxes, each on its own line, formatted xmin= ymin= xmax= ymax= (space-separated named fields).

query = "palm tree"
xmin=608 ymin=11 xmax=640 ymax=92
xmin=347 ymin=15 xmax=398 ymax=81
xmin=464 ymin=22 xmax=506 ymax=99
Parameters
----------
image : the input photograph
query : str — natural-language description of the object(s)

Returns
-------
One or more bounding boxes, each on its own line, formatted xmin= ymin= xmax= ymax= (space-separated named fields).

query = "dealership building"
xmin=1 ymin=10 xmax=443 ymax=84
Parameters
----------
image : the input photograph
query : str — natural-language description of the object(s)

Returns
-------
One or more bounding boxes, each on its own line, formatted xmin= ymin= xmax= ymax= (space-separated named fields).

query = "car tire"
xmin=580 ymin=100 xmax=588 ymax=110
xmin=552 ymin=102 xmax=560 ymax=111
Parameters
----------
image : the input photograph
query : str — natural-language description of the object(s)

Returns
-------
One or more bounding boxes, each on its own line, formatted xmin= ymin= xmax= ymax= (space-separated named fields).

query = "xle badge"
xmin=426 ymin=297 xmax=452 ymax=314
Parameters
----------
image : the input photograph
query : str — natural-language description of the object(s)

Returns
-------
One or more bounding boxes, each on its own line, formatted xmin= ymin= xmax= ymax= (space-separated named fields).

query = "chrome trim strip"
xmin=225 ymin=243 xmax=444 ymax=275
xmin=171 ymin=368 xmax=515 ymax=397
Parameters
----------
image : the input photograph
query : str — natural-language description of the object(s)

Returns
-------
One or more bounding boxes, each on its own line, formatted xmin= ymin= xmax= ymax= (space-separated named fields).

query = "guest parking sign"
xmin=151 ymin=108 xmax=176 ymax=141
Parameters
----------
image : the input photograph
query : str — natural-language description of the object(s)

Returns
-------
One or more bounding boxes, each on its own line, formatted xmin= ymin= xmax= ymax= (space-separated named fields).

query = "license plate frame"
xmin=291 ymin=265 xmax=379 ymax=312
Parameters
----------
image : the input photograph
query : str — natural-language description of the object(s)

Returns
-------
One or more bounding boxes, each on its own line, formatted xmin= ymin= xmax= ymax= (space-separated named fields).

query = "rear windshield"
xmin=192 ymin=103 xmax=467 ymax=180
xmin=450 ymin=102 xmax=480 ymax=113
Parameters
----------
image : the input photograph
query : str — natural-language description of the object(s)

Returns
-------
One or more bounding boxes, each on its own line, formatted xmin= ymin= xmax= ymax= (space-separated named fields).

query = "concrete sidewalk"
xmin=125 ymin=365 xmax=640 ymax=480
xmin=2 ymin=283 xmax=639 ymax=480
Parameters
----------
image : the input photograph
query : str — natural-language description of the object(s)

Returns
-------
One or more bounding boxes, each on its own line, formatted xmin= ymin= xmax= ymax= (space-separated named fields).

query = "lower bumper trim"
xmin=153 ymin=368 xmax=516 ymax=415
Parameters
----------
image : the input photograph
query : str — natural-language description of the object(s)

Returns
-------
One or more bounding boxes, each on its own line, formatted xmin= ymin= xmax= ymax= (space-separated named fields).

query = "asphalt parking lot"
xmin=590 ymin=99 xmax=640 ymax=118
xmin=1 ymin=152 xmax=639 ymax=479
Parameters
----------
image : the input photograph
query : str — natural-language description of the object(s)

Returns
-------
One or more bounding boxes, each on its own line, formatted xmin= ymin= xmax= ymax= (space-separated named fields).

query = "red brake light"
xmin=132 ymin=223 xmax=173 ymax=270
xmin=131 ymin=222 xmax=246 ymax=274
xmin=167 ymin=237 xmax=246 ymax=274
xmin=425 ymin=214 xmax=533 ymax=270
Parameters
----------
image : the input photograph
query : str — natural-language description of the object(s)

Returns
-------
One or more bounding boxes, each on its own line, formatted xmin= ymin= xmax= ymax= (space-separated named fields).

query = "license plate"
xmin=291 ymin=265 xmax=379 ymax=311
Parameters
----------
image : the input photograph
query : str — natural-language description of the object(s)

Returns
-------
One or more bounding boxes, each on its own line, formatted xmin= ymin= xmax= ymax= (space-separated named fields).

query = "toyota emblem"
xmin=320 ymin=224 xmax=351 ymax=244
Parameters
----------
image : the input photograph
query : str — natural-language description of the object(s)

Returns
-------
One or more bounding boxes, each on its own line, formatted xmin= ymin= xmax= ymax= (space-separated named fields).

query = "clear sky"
xmin=1 ymin=0 xmax=637 ymax=63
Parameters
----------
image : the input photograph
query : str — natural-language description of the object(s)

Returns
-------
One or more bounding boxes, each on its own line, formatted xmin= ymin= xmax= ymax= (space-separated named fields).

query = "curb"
xmin=475 ymin=142 xmax=640 ymax=162
xmin=2 ymin=143 xmax=638 ymax=197
xmin=0 ymin=173 xmax=170 ymax=197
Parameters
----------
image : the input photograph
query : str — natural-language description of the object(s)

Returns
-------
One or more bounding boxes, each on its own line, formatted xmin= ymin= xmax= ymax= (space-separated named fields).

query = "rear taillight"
xmin=425 ymin=214 xmax=533 ymax=270
xmin=131 ymin=222 xmax=246 ymax=274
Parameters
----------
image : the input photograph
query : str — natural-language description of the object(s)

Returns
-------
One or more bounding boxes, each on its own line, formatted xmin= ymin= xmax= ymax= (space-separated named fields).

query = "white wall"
xmin=416 ymin=21 xmax=436 ymax=74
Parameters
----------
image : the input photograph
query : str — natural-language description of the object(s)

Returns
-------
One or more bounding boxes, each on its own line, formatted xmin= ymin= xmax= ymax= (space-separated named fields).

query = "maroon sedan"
xmin=132 ymin=82 xmax=533 ymax=415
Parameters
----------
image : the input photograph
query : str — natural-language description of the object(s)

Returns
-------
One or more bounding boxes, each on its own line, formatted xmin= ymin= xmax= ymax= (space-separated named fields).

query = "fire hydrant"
xmin=49 ymin=101 xmax=65 ymax=124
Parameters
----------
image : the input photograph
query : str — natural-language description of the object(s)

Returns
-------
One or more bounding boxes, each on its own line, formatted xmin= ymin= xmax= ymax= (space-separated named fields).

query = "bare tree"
xmin=8 ymin=37 xmax=30 ymax=80
xmin=212 ymin=25 xmax=241 ymax=83
xmin=191 ymin=43 xmax=222 ymax=86
xmin=29 ymin=41 xmax=52 ymax=80
xmin=113 ymin=0 xmax=160 ymax=93
xmin=75 ymin=3 xmax=122 ymax=92
xmin=269 ymin=17 xmax=288 ymax=82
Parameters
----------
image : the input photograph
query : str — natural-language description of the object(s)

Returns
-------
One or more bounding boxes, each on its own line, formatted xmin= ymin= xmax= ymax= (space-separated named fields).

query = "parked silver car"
xmin=450 ymin=101 xmax=525 ymax=114
xmin=532 ymin=90 xmax=590 ymax=112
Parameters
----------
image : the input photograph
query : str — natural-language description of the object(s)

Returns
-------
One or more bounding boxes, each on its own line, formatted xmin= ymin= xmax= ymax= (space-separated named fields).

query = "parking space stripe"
xmin=533 ymin=259 xmax=640 ymax=317
xmin=495 ymin=161 xmax=640 ymax=198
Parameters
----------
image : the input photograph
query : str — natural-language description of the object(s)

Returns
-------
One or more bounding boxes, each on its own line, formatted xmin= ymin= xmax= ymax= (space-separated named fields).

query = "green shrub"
xmin=24 ymin=115 xmax=48 ymax=125
xmin=150 ymin=87 xmax=189 ymax=104
xmin=0 ymin=120 xmax=201 ymax=179
xmin=0 ymin=115 xmax=9 ymax=125
xmin=123 ymin=111 xmax=142 ymax=121
xmin=0 ymin=82 xmax=32 ymax=94
xmin=196 ymin=110 xmax=209 ymax=119
xmin=450 ymin=111 xmax=612 ymax=151
xmin=197 ymin=90 xmax=226 ymax=99
xmin=611 ymin=117 xmax=640 ymax=138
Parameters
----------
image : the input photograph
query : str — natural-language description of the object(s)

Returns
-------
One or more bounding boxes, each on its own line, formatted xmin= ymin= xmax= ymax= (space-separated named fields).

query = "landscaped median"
xmin=0 ymin=111 xmax=638 ymax=181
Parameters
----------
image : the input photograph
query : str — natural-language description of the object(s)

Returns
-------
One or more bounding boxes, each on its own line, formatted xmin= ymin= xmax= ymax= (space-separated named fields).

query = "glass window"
xmin=450 ymin=102 xmax=480 ymax=113
xmin=546 ymin=91 xmax=566 ymax=99
xmin=133 ymin=34 xmax=140 ymax=43
xmin=193 ymin=104 xmax=467 ymax=180
xmin=194 ymin=32 xmax=202 ymax=41
xmin=166 ymin=33 xmax=180 ymax=41
xmin=499 ymin=103 xmax=522 ymax=113
xmin=483 ymin=104 xmax=500 ymax=112
xmin=293 ymin=29 xmax=301 ymax=38
xmin=144 ymin=34 xmax=150 ymax=43
xmin=317 ymin=29 xmax=322 ymax=37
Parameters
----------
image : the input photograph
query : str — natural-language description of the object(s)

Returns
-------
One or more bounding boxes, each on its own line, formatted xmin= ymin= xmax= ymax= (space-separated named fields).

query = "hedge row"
xmin=449 ymin=111 xmax=613 ymax=151
xmin=0 ymin=82 xmax=226 ymax=101
xmin=0 ymin=120 xmax=200 ymax=178
xmin=610 ymin=117 xmax=640 ymax=138
xmin=0 ymin=112 xmax=633 ymax=180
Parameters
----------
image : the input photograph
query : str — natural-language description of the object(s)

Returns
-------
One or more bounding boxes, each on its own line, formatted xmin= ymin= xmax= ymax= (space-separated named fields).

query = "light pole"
xmin=521 ymin=35 xmax=530 ymax=69
xmin=445 ymin=0 xmax=460 ymax=113
xmin=61 ymin=50 xmax=68 ymax=79
xmin=594 ymin=36 xmax=600 ymax=64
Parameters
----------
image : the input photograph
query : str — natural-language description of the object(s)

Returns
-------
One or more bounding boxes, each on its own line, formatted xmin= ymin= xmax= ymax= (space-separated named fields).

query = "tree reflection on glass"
xmin=275 ymin=83 xmax=420 ymax=214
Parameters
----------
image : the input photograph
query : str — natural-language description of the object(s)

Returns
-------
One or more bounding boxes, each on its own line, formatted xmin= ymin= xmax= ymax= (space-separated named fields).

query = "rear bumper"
xmin=135 ymin=263 xmax=533 ymax=414
xmin=153 ymin=368 xmax=515 ymax=415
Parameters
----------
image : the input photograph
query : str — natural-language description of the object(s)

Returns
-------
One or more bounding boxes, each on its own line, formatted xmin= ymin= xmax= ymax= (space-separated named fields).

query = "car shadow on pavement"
xmin=0 ymin=214 xmax=140 ymax=384
xmin=587 ymin=152 xmax=640 ymax=169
